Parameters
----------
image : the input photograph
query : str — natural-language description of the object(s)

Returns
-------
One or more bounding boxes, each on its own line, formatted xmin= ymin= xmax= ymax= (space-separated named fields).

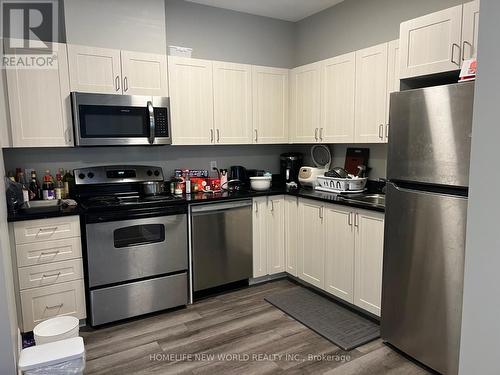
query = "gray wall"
xmin=3 ymin=145 xmax=295 ymax=180
xmin=295 ymin=0 xmax=465 ymax=65
xmin=64 ymin=0 xmax=167 ymax=53
xmin=0 ymin=151 xmax=18 ymax=375
xmin=459 ymin=0 xmax=500 ymax=373
xmin=165 ymin=0 xmax=295 ymax=68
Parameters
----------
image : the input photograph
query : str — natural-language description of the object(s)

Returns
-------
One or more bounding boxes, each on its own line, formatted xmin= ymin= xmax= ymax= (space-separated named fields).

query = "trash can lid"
xmin=18 ymin=337 xmax=84 ymax=371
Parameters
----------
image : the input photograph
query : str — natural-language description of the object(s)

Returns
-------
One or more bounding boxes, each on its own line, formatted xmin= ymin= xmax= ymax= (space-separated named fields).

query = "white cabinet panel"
xmin=399 ymin=5 xmax=463 ymax=79
xmin=18 ymin=259 xmax=84 ymax=290
xmin=290 ymin=62 xmax=321 ymax=143
xmin=267 ymin=196 xmax=285 ymax=275
xmin=252 ymin=197 xmax=268 ymax=278
xmin=297 ymin=199 xmax=324 ymax=288
xmin=120 ymin=50 xmax=168 ymax=96
xmin=6 ymin=42 xmax=73 ymax=147
xmin=168 ymin=56 xmax=214 ymax=145
xmin=320 ymin=52 xmax=356 ymax=143
xmin=355 ymin=43 xmax=388 ymax=143
xmin=354 ymin=210 xmax=384 ymax=316
xmin=67 ymin=44 xmax=122 ymax=94
xmin=13 ymin=216 xmax=80 ymax=245
xmin=252 ymin=66 xmax=289 ymax=144
xmin=462 ymin=1 xmax=480 ymax=61
xmin=213 ymin=62 xmax=253 ymax=144
xmin=284 ymin=196 xmax=298 ymax=276
xmin=16 ymin=238 xmax=82 ymax=268
xmin=324 ymin=205 xmax=355 ymax=303
xmin=20 ymin=279 xmax=86 ymax=332
xmin=386 ymin=39 xmax=400 ymax=135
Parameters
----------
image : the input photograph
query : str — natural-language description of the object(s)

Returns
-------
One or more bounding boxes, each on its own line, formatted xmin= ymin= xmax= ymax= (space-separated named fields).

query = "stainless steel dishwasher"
xmin=191 ymin=200 xmax=253 ymax=292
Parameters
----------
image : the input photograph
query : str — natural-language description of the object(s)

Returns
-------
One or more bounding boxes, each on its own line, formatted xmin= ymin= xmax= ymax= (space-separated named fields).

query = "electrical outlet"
xmin=210 ymin=161 xmax=217 ymax=171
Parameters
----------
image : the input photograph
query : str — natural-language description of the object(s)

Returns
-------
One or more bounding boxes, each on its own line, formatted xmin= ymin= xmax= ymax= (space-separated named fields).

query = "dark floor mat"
xmin=265 ymin=286 xmax=380 ymax=351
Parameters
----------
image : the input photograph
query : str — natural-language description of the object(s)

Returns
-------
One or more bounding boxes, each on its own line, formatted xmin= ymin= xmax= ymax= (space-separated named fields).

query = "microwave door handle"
xmin=147 ymin=101 xmax=155 ymax=144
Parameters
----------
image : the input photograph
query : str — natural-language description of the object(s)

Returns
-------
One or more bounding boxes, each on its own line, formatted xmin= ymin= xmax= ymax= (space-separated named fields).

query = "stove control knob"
xmin=87 ymin=172 xmax=94 ymax=179
xmin=154 ymin=170 xmax=160 ymax=176
xmin=147 ymin=170 xmax=153 ymax=176
xmin=78 ymin=173 xmax=85 ymax=180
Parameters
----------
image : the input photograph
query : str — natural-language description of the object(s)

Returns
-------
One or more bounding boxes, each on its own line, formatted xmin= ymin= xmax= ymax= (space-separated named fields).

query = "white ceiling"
xmin=184 ymin=0 xmax=345 ymax=22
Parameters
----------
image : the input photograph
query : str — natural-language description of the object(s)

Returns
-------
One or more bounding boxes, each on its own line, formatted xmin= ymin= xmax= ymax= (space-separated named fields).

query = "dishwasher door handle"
xmin=191 ymin=200 xmax=253 ymax=215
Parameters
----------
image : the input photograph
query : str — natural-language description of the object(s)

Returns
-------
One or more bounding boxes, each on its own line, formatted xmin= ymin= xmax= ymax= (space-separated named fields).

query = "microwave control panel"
xmin=154 ymin=108 xmax=169 ymax=137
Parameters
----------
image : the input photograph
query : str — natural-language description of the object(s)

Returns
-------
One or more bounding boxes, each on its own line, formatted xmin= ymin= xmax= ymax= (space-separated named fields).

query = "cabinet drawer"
xmin=18 ymin=259 xmax=84 ymax=290
xmin=16 ymin=237 xmax=82 ymax=267
xmin=14 ymin=216 xmax=80 ymax=245
xmin=20 ymin=279 xmax=86 ymax=332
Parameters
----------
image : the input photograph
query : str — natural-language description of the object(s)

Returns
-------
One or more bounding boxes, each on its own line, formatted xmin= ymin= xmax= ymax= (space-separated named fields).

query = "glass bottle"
xmin=42 ymin=170 xmax=55 ymax=200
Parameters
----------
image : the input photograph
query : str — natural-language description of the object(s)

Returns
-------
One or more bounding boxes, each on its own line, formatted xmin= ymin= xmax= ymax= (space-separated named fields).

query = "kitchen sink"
xmin=340 ymin=193 xmax=386 ymax=208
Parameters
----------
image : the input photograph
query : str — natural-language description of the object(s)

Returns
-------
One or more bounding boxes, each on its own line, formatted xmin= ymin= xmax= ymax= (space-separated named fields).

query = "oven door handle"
xmin=148 ymin=101 xmax=155 ymax=145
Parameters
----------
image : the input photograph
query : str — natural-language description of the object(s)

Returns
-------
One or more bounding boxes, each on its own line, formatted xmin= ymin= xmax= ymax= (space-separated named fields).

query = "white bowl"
xmin=34 ymin=316 xmax=80 ymax=345
xmin=250 ymin=176 xmax=272 ymax=191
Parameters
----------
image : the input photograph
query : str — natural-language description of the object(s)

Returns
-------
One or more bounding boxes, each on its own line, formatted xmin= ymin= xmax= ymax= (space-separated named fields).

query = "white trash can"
xmin=18 ymin=337 xmax=85 ymax=375
xmin=33 ymin=316 xmax=80 ymax=345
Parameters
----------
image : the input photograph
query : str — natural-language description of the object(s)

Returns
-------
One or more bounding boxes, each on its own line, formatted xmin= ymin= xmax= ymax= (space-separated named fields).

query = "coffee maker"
xmin=280 ymin=153 xmax=303 ymax=187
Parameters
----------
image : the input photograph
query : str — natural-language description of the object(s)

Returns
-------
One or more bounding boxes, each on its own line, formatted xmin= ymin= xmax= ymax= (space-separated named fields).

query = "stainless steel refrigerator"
xmin=381 ymin=82 xmax=475 ymax=375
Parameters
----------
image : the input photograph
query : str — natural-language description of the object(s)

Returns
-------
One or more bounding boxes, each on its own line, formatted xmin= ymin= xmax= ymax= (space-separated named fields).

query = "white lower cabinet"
xmin=297 ymin=199 xmax=325 ymax=289
xmin=354 ymin=209 xmax=385 ymax=316
xmin=11 ymin=216 xmax=86 ymax=332
xmin=252 ymin=196 xmax=286 ymax=278
xmin=284 ymin=196 xmax=299 ymax=276
xmin=296 ymin=199 xmax=384 ymax=316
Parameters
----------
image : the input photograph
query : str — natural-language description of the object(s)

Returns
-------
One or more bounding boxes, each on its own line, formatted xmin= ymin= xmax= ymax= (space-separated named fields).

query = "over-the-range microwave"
xmin=71 ymin=92 xmax=171 ymax=146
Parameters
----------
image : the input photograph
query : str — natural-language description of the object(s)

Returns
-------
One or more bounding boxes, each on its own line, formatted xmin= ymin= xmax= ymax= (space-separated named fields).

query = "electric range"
xmin=73 ymin=165 xmax=189 ymax=326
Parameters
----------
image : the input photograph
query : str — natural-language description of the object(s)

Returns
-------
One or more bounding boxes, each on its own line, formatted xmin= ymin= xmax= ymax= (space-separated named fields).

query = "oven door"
xmin=72 ymin=92 xmax=171 ymax=146
xmin=85 ymin=214 xmax=187 ymax=288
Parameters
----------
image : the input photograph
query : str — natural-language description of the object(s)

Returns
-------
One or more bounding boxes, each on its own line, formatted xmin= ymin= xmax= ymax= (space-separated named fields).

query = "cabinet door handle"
xmin=354 ymin=213 xmax=359 ymax=227
xmin=319 ymin=127 xmax=324 ymax=141
xmin=42 ymin=272 xmax=61 ymax=279
xmin=451 ymin=43 xmax=461 ymax=66
xmin=37 ymin=227 xmax=58 ymax=235
xmin=216 ymin=129 xmax=220 ymax=143
xmin=45 ymin=303 xmax=63 ymax=310
xmin=115 ymin=75 xmax=120 ymax=91
xmin=385 ymin=124 xmax=390 ymax=139
xmin=254 ymin=129 xmax=258 ymax=143
xmin=210 ymin=129 xmax=214 ymax=143
xmin=314 ymin=128 xmax=319 ymax=141
xmin=319 ymin=206 xmax=324 ymax=219
xmin=123 ymin=76 xmax=128 ymax=92
xmin=40 ymin=250 xmax=59 ymax=257
xmin=462 ymin=41 xmax=473 ymax=61
xmin=270 ymin=200 xmax=274 ymax=212
xmin=378 ymin=124 xmax=384 ymax=139
xmin=348 ymin=212 xmax=353 ymax=226
xmin=254 ymin=201 xmax=258 ymax=213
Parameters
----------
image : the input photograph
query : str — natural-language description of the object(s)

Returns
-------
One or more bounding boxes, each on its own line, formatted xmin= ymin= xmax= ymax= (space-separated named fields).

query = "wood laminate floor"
xmin=81 ymin=279 xmax=432 ymax=375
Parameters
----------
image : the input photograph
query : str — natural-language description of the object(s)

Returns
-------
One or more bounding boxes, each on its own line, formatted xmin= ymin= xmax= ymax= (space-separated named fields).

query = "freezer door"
xmin=388 ymin=82 xmax=474 ymax=188
xmin=381 ymin=183 xmax=467 ymax=375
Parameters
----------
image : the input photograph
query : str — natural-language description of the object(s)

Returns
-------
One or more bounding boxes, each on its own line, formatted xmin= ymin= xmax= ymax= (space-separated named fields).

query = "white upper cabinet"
xmin=290 ymin=62 xmax=321 ymax=143
xmin=462 ymin=0 xmax=480 ymax=61
xmin=399 ymin=5 xmax=463 ymax=79
xmin=6 ymin=42 xmax=73 ymax=147
xmin=252 ymin=66 xmax=289 ymax=144
xmin=67 ymin=45 xmax=122 ymax=94
xmin=120 ymin=50 xmax=168 ymax=96
xmin=297 ymin=199 xmax=325 ymax=289
xmin=213 ymin=62 xmax=253 ymax=144
xmin=354 ymin=209 xmax=385 ymax=316
xmin=386 ymin=39 xmax=400 ymax=139
xmin=320 ymin=52 xmax=356 ymax=143
xmin=354 ymin=43 xmax=388 ymax=143
xmin=324 ymin=205 xmax=355 ymax=303
xmin=168 ymin=56 xmax=214 ymax=145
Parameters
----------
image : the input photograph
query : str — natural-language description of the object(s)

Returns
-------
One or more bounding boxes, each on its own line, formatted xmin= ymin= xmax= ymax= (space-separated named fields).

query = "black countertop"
xmin=7 ymin=186 xmax=384 ymax=222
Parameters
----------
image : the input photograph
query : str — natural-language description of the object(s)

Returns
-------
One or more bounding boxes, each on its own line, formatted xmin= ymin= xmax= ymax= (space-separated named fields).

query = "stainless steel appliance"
xmin=74 ymin=165 xmax=188 ymax=326
xmin=191 ymin=200 xmax=253 ymax=292
xmin=72 ymin=92 xmax=171 ymax=146
xmin=280 ymin=152 xmax=303 ymax=186
xmin=382 ymin=82 xmax=474 ymax=375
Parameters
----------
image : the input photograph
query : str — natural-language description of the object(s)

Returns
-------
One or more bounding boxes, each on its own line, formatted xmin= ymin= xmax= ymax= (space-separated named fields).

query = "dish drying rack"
xmin=315 ymin=176 xmax=368 ymax=194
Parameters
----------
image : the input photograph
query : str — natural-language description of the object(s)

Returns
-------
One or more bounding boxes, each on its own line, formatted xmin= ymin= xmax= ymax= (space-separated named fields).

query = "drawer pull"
xmin=42 ymin=272 xmax=61 ymax=279
xmin=45 ymin=303 xmax=63 ymax=310
xmin=37 ymin=227 xmax=58 ymax=235
xmin=39 ymin=250 xmax=59 ymax=257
